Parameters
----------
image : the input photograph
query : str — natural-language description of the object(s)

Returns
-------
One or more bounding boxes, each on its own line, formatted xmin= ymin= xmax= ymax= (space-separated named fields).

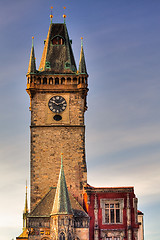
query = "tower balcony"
xmin=26 ymin=74 xmax=88 ymax=93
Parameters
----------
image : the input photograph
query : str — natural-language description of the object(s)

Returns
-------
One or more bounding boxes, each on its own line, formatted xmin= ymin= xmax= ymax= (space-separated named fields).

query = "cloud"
xmin=86 ymin=123 xmax=160 ymax=158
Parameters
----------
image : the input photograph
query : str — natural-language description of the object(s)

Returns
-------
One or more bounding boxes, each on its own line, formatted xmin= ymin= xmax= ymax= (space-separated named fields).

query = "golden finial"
xmin=50 ymin=6 xmax=53 ymax=23
xmin=63 ymin=7 xmax=66 ymax=23
xmin=81 ymin=37 xmax=83 ymax=46
xmin=32 ymin=36 xmax=34 ymax=47
xmin=26 ymin=180 xmax=27 ymax=191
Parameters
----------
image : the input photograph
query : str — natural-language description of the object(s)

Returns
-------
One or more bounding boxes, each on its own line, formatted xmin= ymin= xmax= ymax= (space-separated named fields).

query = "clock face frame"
xmin=48 ymin=96 xmax=67 ymax=114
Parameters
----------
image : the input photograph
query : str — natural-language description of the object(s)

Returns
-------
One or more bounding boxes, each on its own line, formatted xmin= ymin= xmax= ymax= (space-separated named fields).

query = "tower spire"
xmin=78 ymin=37 xmax=87 ymax=74
xmin=27 ymin=37 xmax=36 ymax=74
xmin=38 ymin=22 xmax=77 ymax=73
xmin=23 ymin=181 xmax=29 ymax=231
xmin=51 ymin=153 xmax=72 ymax=215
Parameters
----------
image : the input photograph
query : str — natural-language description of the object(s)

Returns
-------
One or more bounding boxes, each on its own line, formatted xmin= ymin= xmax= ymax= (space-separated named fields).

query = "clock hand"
xmin=51 ymin=100 xmax=59 ymax=105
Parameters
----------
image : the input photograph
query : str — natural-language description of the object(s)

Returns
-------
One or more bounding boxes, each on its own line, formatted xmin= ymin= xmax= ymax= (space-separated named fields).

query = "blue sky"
xmin=0 ymin=0 xmax=160 ymax=239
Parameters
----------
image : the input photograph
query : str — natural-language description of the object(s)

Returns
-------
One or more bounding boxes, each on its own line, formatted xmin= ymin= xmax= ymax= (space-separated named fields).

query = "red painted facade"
xmin=84 ymin=185 xmax=140 ymax=240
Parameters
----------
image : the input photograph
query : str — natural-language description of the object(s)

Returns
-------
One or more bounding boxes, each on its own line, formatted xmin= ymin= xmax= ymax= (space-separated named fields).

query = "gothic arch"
xmin=59 ymin=232 xmax=65 ymax=240
xmin=68 ymin=232 xmax=72 ymax=240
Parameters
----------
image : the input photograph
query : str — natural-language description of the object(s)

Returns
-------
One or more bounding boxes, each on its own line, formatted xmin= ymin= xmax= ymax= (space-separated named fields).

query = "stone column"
xmin=127 ymin=194 xmax=132 ymax=240
xmin=94 ymin=194 xmax=99 ymax=240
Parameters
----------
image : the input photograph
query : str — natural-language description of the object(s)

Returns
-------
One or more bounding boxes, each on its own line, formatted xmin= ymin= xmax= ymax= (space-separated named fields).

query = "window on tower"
xmin=43 ymin=77 xmax=47 ymax=84
xmin=52 ymin=36 xmax=65 ymax=45
xmin=55 ymin=78 xmax=59 ymax=85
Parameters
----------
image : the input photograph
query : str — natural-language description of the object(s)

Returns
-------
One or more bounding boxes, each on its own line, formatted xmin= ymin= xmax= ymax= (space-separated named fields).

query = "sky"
xmin=0 ymin=0 xmax=160 ymax=239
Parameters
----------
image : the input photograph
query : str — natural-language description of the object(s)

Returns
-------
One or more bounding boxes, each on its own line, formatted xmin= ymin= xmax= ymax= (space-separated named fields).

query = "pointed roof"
xmin=39 ymin=23 xmax=77 ymax=74
xmin=16 ymin=229 xmax=28 ymax=239
xmin=78 ymin=38 xmax=87 ymax=74
xmin=51 ymin=154 xmax=73 ymax=215
xmin=27 ymin=37 xmax=36 ymax=74
xmin=29 ymin=187 xmax=88 ymax=218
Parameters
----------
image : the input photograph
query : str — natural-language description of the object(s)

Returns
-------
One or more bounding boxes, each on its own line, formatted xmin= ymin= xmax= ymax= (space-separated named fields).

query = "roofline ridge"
xmin=30 ymin=187 xmax=54 ymax=214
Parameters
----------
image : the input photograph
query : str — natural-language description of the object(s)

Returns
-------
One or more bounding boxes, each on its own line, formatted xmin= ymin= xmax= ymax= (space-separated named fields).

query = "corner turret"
xmin=27 ymin=37 xmax=36 ymax=74
xmin=78 ymin=37 xmax=87 ymax=74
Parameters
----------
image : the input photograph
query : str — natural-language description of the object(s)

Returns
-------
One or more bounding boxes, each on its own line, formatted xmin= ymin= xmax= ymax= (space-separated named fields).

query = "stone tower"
xmin=26 ymin=21 xmax=88 ymax=210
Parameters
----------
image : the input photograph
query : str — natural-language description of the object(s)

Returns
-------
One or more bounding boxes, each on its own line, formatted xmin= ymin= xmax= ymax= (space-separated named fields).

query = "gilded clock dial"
xmin=48 ymin=96 xmax=67 ymax=113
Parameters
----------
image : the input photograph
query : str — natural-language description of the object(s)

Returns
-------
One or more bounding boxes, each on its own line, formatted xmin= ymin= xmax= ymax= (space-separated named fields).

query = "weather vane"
xmin=50 ymin=6 xmax=53 ymax=23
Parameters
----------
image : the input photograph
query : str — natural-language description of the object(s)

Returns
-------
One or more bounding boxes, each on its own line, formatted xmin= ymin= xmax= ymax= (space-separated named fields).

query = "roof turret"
xmin=38 ymin=23 xmax=77 ymax=74
xmin=78 ymin=37 xmax=87 ymax=74
xmin=51 ymin=154 xmax=73 ymax=215
xmin=27 ymin=37 xmax=36 ymax=74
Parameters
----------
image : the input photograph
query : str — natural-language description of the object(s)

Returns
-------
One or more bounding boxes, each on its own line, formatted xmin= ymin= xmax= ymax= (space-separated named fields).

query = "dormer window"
xmin=52 ymin=36 xmax=65 ymax=45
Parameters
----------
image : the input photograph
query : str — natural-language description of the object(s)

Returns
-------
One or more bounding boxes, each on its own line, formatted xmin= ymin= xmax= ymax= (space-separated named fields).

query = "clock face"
xmin=48 ymin=96 xmax=67 ymax=113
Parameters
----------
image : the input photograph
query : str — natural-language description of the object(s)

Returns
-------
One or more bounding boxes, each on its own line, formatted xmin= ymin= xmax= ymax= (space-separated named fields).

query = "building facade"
xmin=17 ymin=15 xmax=144 ymax=240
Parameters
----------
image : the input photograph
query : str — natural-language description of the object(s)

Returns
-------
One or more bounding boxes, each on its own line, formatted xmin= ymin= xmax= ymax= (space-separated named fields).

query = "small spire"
xmin=27 ymin=36 xmax=36 ymax=74
xmin=50 ymin=6 xmax=53 ymax=24
xmin=78 ymin=37 xmax=87 ymax=74
xmin=24 ymin=181 xmax=28 ymax=213
xmin=51 ymin=154 xmax=72 ymax=215
xmin=23 ymin=181 xmax=29 ymax=231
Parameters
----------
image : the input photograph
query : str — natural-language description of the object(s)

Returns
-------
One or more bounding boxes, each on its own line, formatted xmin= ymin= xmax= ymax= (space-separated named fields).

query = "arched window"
xmin=61 ymin=77 xmax=65 ymax=84
xmin=49 ymin=77 xmax=53 ymax=84
xmin=67 ymin=77 xmax=71 ymax=84
xmin=59 ymin=232 xmax=65 ymax=240
xmin=43 ymin=77 xmax=47 ymax=84
xmin=52 ymin=36 xmax=65 ymax=45
xmin=55 ymin=78 xmax=59 ymax=85
xmin=37 ymin=77 xmax=41 ymax=85
xmin=68 ymin=232 xmax=72 ymax=240
xmin=73 ymin=77 xmax=77 ymax=84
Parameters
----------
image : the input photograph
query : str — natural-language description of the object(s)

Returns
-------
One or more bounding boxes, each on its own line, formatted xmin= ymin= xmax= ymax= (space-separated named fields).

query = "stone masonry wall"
xmin=30 ymin=91 xmax=87 ymax=210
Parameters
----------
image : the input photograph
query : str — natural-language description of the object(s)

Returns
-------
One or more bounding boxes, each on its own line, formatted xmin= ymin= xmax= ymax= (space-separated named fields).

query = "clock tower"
xmin=26 ymin=21 xmax=88 ymax=210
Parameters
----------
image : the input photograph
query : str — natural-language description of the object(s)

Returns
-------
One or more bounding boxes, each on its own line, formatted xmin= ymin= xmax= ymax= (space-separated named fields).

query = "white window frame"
xmin=100 ymin=199 xmax=124 ymax=225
